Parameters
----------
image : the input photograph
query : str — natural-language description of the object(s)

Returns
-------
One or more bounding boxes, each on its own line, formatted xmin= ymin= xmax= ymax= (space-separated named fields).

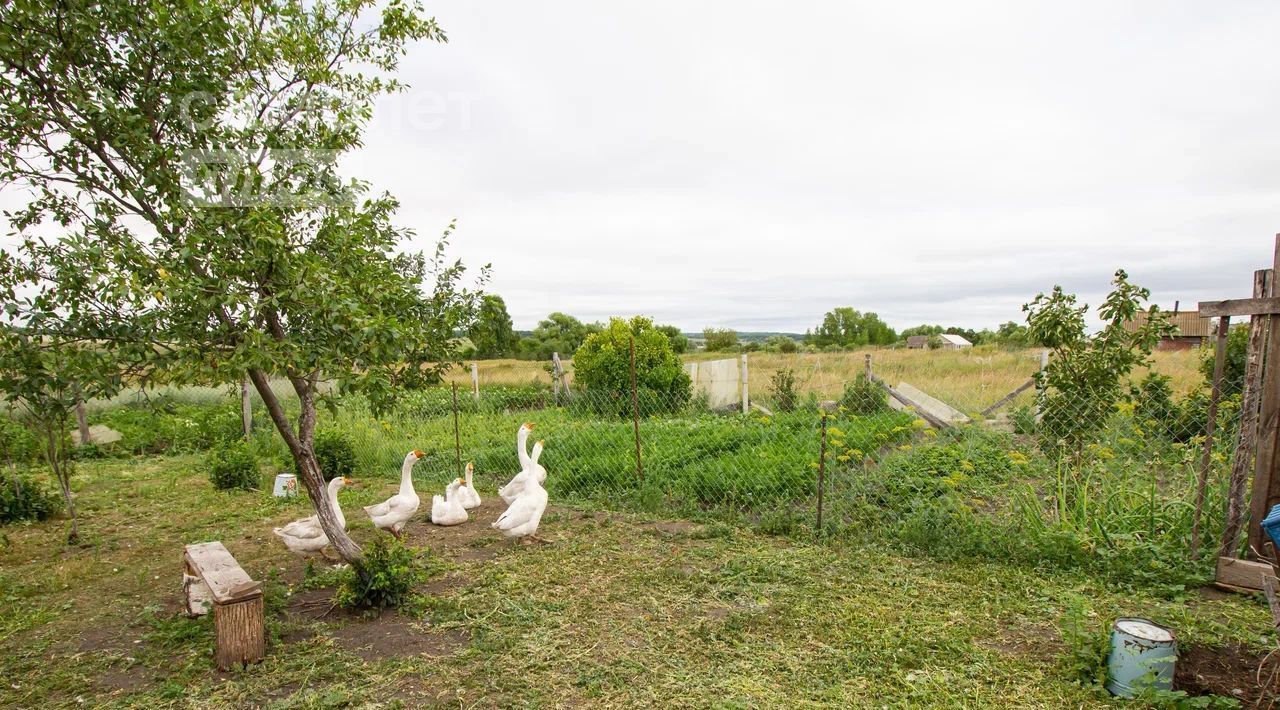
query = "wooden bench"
xmin=183 ymin=541 xmax=264 ymax=670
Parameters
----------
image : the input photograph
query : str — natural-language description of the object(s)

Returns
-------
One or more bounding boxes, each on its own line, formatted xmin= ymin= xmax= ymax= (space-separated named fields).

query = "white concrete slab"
xmin=886 ymin=382 xmax=970 ymax=425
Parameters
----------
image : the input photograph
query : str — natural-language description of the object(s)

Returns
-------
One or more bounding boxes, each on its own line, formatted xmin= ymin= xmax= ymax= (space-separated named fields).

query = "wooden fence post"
xmin=864 ymin=353 xmax=872 ymax=380
xmin=552 ymin=352 xmax=567 ymax=401
xmin=552 ymin=352 xmax=562 ymax=397
xmin=240 ymin=378 xmax=252 ymax=440
xmin=740 ymin=353 xmax=749 ymax=415
xmin=1247 ymin=235 xmax=1280 ymax=559
xmin=1191 ymin=314 xmax=1231 ymax=558
xmin=471 ymin=362 xmax=479 ymax=401
xmin=1221 ymin=269 xmax=1271 ymax=558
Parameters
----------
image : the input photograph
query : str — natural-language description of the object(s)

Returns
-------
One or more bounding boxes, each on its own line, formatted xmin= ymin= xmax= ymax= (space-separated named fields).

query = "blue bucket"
xmin=1106 ymin=618 xmax=1176 ymax=698
xmin=1262 ymin=504 xmax=1280 ymax=552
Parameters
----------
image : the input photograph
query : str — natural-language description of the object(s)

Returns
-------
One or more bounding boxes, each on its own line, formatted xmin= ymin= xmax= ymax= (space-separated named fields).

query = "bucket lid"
xmin=1115 ymin=618 xmax=1174 ymax=643
xmin=275 ymin=472 xmax=297 ymax=479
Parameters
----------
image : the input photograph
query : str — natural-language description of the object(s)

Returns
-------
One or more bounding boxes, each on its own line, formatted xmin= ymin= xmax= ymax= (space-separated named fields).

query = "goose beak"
xmin=413 ymin=449 xmax=424 ymax=458
xmin=524 ymin=422 xmax=535 ymax=430
xmin=537 ymin=440 xmax=545 ymax=446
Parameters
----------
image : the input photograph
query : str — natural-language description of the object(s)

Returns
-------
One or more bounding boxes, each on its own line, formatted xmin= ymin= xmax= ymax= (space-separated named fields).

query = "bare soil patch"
xmin=96 ymin=665 xmax=151 ymax=694
xmin=975 ymin=624 xmax=1064 ymax=661
xmin=285 ymin=588 xmax=337 ymax=622
xmin=78 ymin=626 xmax=130 ymax=654
xmin=330 ymin=612 xmax=469 ymax=662
xmin=1175 ymin=643 xmax=1279 ymax=706
xmin=645 ymin=520 xmax=700 ymax=536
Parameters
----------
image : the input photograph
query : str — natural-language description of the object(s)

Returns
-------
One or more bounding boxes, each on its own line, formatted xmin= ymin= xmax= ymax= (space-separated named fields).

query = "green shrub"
xmin=770 ymin=369 xmax=798 ymax=413
xmin=1010 ymin=404 xmax=1037 ymax=435
xmin=335 ymin=537 xmax=430 ymax=611
xmin=1059 ymin=595 xmax=1111 ymax=691
xmin=1130 ymin=373 xmax=1179 ymax=436
xmin=0 ymin=418 xmax=40 ymax=465
xmin=396 ymin=383 xmax=552 ymax=417
xmin=93 ymin=401 xmax=243 ymax=456
xmin=305 ymin=429 xmax=356 ymax=481
xmin=839 ymin=374 xmax=888 ymax=415
xmin=1201 ymin=323 xmax=1248 ymax=396
xmin=0 ymin=470 xmax=59 ymax=523
xmin=207 ymin=441 xmax=260 ymax=491
xmin=572 ymin=316 xmax=692 ymax=417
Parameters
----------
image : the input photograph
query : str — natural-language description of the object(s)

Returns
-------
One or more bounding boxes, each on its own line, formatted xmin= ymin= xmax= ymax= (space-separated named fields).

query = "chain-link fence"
xmin=4 ymin=346 xmax=1241 ymax=585
xmin=311 ymin=349 xmax=1241 ymax=567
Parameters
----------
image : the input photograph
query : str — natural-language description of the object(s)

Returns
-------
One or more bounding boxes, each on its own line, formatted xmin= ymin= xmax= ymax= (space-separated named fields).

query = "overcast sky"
xmin=9 ymin=3 xmax=1275 ymax=334
xmin=343 ymin=0 xmax=1280 ymax=332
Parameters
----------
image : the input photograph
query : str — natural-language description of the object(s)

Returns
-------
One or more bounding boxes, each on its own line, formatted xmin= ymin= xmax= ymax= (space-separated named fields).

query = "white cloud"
xmin=340 ymin=1 xmax=1280 ymax=331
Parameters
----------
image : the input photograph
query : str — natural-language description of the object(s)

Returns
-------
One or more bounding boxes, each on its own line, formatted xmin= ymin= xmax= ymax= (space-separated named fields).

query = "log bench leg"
xmin=214 ymin=596 xmax=264 ymax=670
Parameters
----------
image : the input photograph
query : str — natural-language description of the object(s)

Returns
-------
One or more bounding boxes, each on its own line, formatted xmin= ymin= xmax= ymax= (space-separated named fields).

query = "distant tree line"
xmin=898 ymin=321 xmax=1041 ymax=349
xmin=460 ymin=297 xmax=1045 ymax=361
xmin=462 ymin=297 xmax=688 ymax=360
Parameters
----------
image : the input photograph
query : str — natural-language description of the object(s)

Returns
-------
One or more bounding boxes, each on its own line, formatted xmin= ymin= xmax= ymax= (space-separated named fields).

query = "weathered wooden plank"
xmin=1250 ymin=251 xmax=1280 ymax=559
xmin=184 ymin=542 xmax=262 ymax=604
xmin=1216 ymin=556 xmax=1274 ymax=591
xmin=1251 ymin=335 xmax=1280 ymax=558
xmin=979 ymin=378 xmax=1036 ymax=417
xmin=214 ymin=597 xmax=265 ymax=670
xmin=1198 ymin=297 xmax=1280 ymax=318
xmin=1221 ymin=269 xmax=1271 ymax=558
xmin=1263 ymin=575 xmax=1280 ymax=631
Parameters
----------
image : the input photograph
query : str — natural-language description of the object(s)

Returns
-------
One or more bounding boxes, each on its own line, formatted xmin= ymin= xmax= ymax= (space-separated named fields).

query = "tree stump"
xmin=183 ymin=541 xmax=264 ymax=670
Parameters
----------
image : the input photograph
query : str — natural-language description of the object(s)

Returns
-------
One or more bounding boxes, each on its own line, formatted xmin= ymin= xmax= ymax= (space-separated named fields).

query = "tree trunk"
xmin=246 ymin=369 xmax=362 ymax=563
xmin=45 ymin=424 xmax=77 ymax=543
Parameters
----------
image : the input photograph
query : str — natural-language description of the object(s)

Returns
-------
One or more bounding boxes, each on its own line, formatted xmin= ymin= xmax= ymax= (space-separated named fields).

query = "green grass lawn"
xmin=0 ymin=455 xmax=1273 ymax=708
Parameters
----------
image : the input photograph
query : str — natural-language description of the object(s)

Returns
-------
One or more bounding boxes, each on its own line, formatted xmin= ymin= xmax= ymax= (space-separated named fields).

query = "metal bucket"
xmin=272 ymin=473 xmax=298 ymax=498
xmin=1106 ymin=617 xmax=1176 ymax=697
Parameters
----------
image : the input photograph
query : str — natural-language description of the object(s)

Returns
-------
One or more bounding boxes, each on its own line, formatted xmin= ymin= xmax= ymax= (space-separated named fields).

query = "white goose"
xmin=363 ymin=450 xmax=424 ymax=539
xmin=455 ymin=462 xmax=482 ymax=510
xmin=431 ymin=478 xmax=469 ymax=526
xmin=498 ymin=423 xmax=536 ymax=503
xmin=493 ymin=461 xmax=548 ymax=543
xmin=500 ymin=438 xmax=546 ymax=505
xmin=273 ymin=476 xmax=351 ymax=558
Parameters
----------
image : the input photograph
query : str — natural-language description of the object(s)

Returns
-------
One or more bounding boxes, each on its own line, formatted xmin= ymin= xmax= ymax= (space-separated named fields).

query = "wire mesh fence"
xmin=1 ymin=346 xmax=1245 ymax=583
xmin=312 ymin=351 xmax=1242 ymax=558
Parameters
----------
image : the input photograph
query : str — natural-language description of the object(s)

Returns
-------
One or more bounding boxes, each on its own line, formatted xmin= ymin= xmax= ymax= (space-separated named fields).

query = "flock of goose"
xmin=272 ymin=422 xmax=550 ymax=558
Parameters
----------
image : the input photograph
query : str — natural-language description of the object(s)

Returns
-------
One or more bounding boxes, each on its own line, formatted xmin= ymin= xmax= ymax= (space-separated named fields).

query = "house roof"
xmin=939 ymin=333 xmax=971 ymax=346
xmin=1122 ymin=310 xmax=1214 ymax=338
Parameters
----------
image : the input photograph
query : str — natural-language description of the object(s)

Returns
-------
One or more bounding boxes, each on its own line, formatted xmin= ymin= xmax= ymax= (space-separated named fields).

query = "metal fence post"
xmin=451 ymin=382 xmax=462 ymax=477
xmin=1191 ymin=314 xmax=1230 ymax=558
xmin=471 ymin=362 xmax=479 ymax=401
xmin=817 ymin=412 xmax=827 ymax=535
xmin=630 ymin=334 xmax=644 ymax=480
xmin=740 ymin=353 xmax=749 ymax=415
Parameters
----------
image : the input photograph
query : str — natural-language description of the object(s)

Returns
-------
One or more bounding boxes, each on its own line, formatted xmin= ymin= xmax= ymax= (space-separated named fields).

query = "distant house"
xmin=938 ymin=334 xmax=972 ymax=349
xmin=906 ymin=335 xmax=929 ymax=349
xmin=1122 ymin=306 xmax=1213 ymax=350
xmin=907 ymin=333 xmax=971 ymax=350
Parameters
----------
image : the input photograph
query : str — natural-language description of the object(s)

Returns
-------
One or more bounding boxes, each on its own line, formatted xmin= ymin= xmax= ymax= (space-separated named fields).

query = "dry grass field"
xmin=442 ymin=346 xmax=1206 ymax=413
